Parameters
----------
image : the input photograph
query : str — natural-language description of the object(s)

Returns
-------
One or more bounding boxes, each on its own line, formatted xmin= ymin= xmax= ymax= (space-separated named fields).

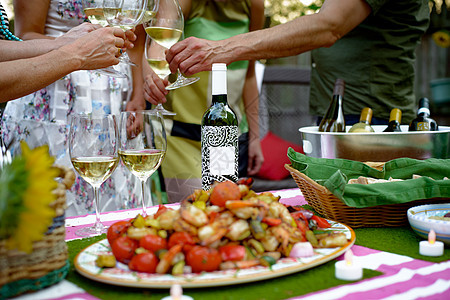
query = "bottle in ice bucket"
xmin=318 ymin=78 xmax=346 ymax=132
xmin=383 ymin=108 xmax=402 ymax=132
xmin=201 ymin=63 xmax=238 ymax=190
xmin=408 ymin=98 xmax=438 ymax=131
xmin=348 ymin=107 xmax=375 ymax=133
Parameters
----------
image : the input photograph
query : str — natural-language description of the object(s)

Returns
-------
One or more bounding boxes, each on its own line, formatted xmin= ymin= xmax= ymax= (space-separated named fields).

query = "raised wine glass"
xmin=144 ymin=34 xmax=176 ymax=115
xmin=82 ymin=0 xmax=127 ymax=78
xmin=69 ymin=114 xmax=119 ymax=237
xmin=103 ymin=0 xmax=149 ymax=66
xmin=144 ymin=0 xmax=199 ymax=90
xmin=119 ymin=111 xmax=167 ymax=216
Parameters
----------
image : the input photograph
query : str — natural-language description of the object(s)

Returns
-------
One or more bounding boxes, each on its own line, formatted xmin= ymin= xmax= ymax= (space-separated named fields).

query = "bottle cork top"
xmin=333 ymin=78 xmax=345 ymax=96
xmin=360 ymin=107 xmax=373 ymax=123
xmin=389 ymin=108 xmax=402 ymax=122
xmin=212 ymin=63 xmax=227 ymax=71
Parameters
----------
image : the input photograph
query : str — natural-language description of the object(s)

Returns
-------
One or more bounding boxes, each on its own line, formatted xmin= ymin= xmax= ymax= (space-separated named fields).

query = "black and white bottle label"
xmin=201 ymin=125 xmax=239 ymax=190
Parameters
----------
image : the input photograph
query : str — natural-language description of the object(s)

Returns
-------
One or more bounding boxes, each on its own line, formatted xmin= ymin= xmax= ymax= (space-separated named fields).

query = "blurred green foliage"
xmin=265 ymin=0 xmax=323 ymax=27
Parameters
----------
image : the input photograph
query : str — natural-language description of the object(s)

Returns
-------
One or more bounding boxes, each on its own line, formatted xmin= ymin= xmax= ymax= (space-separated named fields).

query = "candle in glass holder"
xmin=161 ymin=284 xmax=194 ymax=300
xmin=335 ymin=249 xmax=363 ymax=281
xmin=419 ymin=229 xmax=444 ymax=257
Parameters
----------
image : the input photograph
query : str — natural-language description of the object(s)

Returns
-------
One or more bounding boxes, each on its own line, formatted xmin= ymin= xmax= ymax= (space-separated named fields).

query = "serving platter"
xmin=74 ymin=220 xmax=355 ymax=289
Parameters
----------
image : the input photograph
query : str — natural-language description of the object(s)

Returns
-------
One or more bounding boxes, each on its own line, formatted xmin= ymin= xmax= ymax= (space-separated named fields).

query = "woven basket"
xmin=285 ymin=164 xmax=449 ymax=228
xmin=0 ymin=165 xmax=75 ymax=298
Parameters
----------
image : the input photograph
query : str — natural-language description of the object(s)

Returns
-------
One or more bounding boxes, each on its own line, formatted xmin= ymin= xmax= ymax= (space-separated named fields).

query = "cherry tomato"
xmin=107 ymin=220 xmax=131 ymax=245
xmin=186 ymin=246 xmax=222 ymax=273
xmin=140 ymin=234 xmax=167 ymax=253
xmin=154 ymin=204 xmax=172 ymax=218
xmin=168 ymin=232 xmax=195 ymax=249
xmin=128 ymin=252 xmax=158 ymax=273
xmin=110 ymin=235 xmax=138 ymax=264
xmin=219 ymin=244 xmax=246 ymax=262
xmin=311 ymin=215 xmax=331 ymax=228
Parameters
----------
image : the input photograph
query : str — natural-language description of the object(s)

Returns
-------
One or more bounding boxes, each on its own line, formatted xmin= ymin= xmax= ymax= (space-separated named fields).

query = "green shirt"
xmin=309 ymin=0 xmax=430 ymax=124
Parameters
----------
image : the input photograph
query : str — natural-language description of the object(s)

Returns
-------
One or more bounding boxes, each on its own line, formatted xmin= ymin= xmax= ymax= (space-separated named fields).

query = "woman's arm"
xmin=13 ymin=0 xmax=52 ymax=40
xmin=243 ymin=0 xmax=265 ymax=176
xmin=0 ymin=27 xmax=126 ymax=103
xmin=126 ymin=25 xmax=147 ymax=112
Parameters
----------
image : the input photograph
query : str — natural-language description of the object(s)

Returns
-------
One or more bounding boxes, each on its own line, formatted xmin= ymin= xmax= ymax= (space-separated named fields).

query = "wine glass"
xmin=144 ymin=0 xmax=199 ymax=90
xmin=69 ymin=114 xmax=119 ymax=237
xmin=103 ymin=0 xmax=149 ymax=66
xmin=119 ymin=111 xmax=167 ymax=216
xmin=82 ymin=0 xmax=127 ymax=78
xmin=144 ymin=35 xmax=176 ymax=115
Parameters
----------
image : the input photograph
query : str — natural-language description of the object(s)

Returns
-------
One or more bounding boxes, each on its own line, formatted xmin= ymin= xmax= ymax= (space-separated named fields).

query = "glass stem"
xmin=141 ymin=179 xmax=147 ymax=217
xmin=93 ymin=186 xmax=102 ymax=231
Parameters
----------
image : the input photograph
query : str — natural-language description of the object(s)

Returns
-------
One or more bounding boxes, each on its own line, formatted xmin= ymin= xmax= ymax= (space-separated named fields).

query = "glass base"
xmin=166 ymin=76 xmax=199 ymax=90
xmin=95 ymin=67 xmax=128 ymax=78
xmin=153 ymin=104 xmax=176 ymax=116
xmin=75 ymin=222 xmax=108 ymax=237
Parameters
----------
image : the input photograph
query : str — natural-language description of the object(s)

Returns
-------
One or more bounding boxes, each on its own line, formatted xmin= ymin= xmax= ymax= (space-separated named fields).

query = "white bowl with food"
xmin=407 ymin=203 xmax=450 ymax=245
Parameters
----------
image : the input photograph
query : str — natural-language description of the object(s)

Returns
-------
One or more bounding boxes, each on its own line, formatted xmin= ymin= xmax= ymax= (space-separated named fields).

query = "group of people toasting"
xmin=1 ymin=0 xmax=429 ymax=216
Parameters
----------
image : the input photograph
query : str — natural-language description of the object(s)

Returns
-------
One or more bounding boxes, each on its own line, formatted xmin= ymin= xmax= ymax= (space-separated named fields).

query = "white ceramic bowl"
xmin=407 ymin=203 xmax=450 ymax=245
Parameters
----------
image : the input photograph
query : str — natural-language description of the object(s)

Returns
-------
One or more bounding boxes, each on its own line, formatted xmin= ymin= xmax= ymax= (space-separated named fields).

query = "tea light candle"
xmin=161 ymin=284 xmax=194 ymax=300
xmin=419 ymin=229 xmax=444 ymax=257
xmin=335 ymin=249 xmax=363 ymax=281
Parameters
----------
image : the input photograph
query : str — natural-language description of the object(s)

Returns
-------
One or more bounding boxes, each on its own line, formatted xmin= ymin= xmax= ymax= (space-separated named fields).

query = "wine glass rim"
xmin=121 ymin=110 xmax=162 ymax=115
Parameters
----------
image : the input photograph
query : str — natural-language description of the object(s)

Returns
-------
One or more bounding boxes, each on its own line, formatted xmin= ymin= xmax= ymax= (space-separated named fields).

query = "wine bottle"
xmin=348 ymin=107 xmax=375 ymax=133
xmin=408 ymin=98 xmax=438 ymax=131
xmin=318 ymin=79 xmax=346 ymax=132
xmin=383 ymin=108 xmax=402 ymax=132
xmin=201 ymin=63 xmax=239 ymax=190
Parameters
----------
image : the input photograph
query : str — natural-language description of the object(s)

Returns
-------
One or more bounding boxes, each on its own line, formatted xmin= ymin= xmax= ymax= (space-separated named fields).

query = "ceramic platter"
xmin=74 ymin=220 xmax=355 ymax=289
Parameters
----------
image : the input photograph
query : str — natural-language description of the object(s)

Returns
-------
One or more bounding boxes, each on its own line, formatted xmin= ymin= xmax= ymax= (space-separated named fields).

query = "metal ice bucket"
xmin=299 ymin=125 xmax=450 ymax=161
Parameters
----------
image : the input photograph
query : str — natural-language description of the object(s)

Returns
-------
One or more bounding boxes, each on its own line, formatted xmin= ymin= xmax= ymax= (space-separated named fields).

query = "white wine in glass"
xmin=119 ymin=111 xmax=167 ymax=216
xmin=144 ymin=0 xmax=199 ymax=90
xmin=82 ymin=0 xmax=127 ymax=78
xmin=103 ymin=0 xmax=149 ymax=66
xmin=144 ymin=35 xmax=176 ymax=115
xmin=69 ymin=114 xmax=119 ymax=237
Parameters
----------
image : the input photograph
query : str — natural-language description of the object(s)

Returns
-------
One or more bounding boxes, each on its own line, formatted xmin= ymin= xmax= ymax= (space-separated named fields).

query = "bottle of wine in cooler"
xmin=201 ymin=63 xmax=238 ymax=190
xmin=318 ymin=78 xmax=346 ymax=132
xmin=348 ymin=107 xmax=375 ymax=133
xmin=383 ymin=108 xmax=402 ymax=132
xmin=408 ymin=98 xmax=438 ymax=131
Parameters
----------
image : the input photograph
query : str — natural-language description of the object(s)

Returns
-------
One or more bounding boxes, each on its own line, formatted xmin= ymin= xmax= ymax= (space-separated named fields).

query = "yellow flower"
xmin=432 ymin=30 xmax=450 ymax=48
xmin=4 ymin=142 xmax=59 ymax=253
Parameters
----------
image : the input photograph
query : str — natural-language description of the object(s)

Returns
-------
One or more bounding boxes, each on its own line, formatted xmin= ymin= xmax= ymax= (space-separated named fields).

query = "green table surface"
xmin=66 ymin=225 xmax=450 ymax=300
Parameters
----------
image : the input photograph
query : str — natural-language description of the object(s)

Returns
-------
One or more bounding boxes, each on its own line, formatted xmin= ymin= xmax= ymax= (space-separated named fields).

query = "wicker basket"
xmin=0 ymin=165 xmax=75 ymax=298
xmin=285 ymin=164 xmax=449 ymax=228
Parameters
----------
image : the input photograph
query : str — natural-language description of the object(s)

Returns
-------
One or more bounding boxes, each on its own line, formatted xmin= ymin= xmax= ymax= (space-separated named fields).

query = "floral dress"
xmin=1 ymin=0 xmax=143 ymax=216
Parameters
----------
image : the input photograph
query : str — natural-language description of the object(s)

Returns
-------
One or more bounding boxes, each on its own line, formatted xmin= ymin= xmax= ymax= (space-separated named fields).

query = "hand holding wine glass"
xmin=144 ymin=0 xmax=199 ymax=90
xmin=119 ymin=111 xmax=167 ymax=216
xmin=81 ymin=0 xmax=128 ymax=78
xmin=144 ymin=35 xmax=176 ymax=115
xmin=69 ymin=114 xmax=119 ymax=237
xmin=103 ymin=0 xmax=149 ymax=66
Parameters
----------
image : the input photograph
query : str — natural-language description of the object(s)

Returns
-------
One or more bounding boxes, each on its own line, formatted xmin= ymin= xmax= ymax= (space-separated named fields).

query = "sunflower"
xmin=432 ymin=29 xmax=450 ymax=48
xmin=0 ymin=142 xmax=59 ymax=253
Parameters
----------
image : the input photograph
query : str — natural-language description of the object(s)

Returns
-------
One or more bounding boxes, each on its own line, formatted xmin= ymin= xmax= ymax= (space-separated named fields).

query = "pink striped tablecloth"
xmin=29 ymin=188 xmax=449 ymax=300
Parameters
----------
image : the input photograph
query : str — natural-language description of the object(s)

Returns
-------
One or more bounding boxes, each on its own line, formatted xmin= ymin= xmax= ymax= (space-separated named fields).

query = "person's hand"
xmin=122 ymin=29 xmax=137 ymax=51
xmin=59 ymin=27 xmax=127 ymax=70
xmin=246 ymin=138 xmax=264 ymax=176
xmin=125 ymin=93 xmax=146 ymax=112
xmin=55 ymin=22 xmax=100 ymax=46
xmin=143 ymin=68 xmax=169 ymax=106
xmin=166 ymin=37 xmax=223 ymax=76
